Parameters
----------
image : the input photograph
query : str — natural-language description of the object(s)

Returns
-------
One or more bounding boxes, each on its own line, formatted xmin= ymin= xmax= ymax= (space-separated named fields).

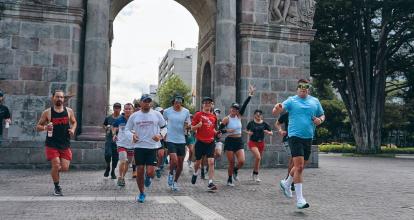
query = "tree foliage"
xmin=157 ymin=75 xmax=193 ymax=110
xmin=311 ymin=0 xmax=414 ymax=153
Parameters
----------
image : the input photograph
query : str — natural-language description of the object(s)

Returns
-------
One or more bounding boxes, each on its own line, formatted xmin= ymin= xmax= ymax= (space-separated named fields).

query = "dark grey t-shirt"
xmin=103 ymin=115 xmax=120 ymax=145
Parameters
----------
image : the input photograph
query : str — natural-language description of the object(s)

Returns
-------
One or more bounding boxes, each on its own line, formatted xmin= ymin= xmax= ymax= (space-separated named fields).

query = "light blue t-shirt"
xmin=282 ymin=95 xmax=324 ymax=139
xmin=163 ymin=107 xmax=191 ymax=144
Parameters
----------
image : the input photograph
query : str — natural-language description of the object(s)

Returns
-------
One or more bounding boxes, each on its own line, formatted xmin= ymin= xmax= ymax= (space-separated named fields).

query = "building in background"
xmin=158 ymin=47 xmax=197 ymax=103
xmin=149 ymin=84 xmax=158 ymax=102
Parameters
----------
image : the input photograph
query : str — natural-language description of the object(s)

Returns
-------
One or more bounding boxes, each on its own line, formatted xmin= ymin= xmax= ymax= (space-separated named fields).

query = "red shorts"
xmin=45 ymin=146 xmax=72 ymax=161
xmin=248 ymin=141 xmax=265 ymax=154
xmin=118 ymin=147 xmax=134 ymax=157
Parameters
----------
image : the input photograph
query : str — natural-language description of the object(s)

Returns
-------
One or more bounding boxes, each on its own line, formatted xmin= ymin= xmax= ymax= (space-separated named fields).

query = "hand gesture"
xmin=196 ymin=121 xmax=203 ymax=128
xmin=132 ymin=133 xmax=139 ymax=143
xmin=152 ymin=134 xmax=162 ymax=142
xmin=112 ymin=135 xmax=118 ymax=142
xmin=312 ymin=116 xmax=322 ymax=126
xmin=68 ymin=128 xmax=75 ymax=137
xmin=247 ymin=131 xmax=253 ymax=136
xmin=278 ymin=129 xmax=287 ymax=137
xmin=248 ymin=84 xmax=256 ymax=96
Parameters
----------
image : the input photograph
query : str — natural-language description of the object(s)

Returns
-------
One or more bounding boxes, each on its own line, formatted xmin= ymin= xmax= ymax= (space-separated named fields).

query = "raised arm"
xmin=239 ymin=85 xmax=256 ymax=116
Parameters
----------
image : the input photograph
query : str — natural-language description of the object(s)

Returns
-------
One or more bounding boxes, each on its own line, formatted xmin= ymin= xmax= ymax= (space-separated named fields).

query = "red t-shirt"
xmin=192 ymin=111 xmax=217 ymax=143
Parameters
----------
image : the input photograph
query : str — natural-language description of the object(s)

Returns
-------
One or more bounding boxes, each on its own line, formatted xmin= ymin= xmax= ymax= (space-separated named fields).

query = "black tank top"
xmin=45 ymin=107 xmax=71 ymax=149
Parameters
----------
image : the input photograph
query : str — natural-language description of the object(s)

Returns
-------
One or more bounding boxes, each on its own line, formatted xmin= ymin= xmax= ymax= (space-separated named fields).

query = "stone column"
xmin=77 ymin=0 xmax=111 ymax=141
xmin=214 ymin=0 xmax=237 ymax=112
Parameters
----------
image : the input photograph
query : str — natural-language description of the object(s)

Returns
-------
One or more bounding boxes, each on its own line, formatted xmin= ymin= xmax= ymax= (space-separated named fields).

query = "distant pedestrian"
xmin=103 ymin=103 xmax=122 ymax=179
xmin=0 ymin=91 xmax=11 ymax=145
xmin=36 ymin=90 xmax=77 ymax=196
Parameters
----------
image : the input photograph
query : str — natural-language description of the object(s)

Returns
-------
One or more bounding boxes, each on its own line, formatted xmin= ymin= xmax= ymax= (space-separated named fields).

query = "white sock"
xmin=294 ymin=183 xmax=305 ymax=202
xmin=208 ymin=179 xmax=213 ymax=184
xmin=286 ymin=175 xmax=293 ymax=186
xmin=193 ymin=170 xmax=200 ymax=176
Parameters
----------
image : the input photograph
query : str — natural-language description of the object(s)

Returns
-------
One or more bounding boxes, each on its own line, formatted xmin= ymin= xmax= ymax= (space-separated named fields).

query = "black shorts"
xmin=134 ymin=148 xmax=157 ymax=166
xmin=166 ymin=142 xmax=186 ymax=157
xmin=224 ymin=137 xmax=244 ymax=152
xmin=195 ymin=141 xmax=215 ymax=160
xmin=288 ymin=136 xmax=312 ymax=161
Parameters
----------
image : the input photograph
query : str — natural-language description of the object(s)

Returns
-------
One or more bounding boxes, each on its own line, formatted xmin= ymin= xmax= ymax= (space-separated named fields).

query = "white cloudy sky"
xmin=110 ymin=0 xmax=199 ymax=105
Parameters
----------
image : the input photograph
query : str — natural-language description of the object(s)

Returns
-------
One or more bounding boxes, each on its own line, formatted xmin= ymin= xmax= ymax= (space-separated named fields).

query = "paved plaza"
xmin=0 ymin=154 xmax=413 ymax=220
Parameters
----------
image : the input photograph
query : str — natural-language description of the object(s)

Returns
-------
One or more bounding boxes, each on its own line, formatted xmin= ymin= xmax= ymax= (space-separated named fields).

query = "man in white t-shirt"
xmin=125 ymin=94 xmax=166 ymax=203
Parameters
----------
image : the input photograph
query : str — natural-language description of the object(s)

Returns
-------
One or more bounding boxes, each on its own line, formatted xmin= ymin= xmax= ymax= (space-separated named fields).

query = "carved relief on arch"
xmin=269 ymin=0 xmax=316 ymax=29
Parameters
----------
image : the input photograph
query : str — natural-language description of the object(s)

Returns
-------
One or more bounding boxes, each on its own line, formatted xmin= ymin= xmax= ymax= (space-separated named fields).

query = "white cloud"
xmin=110 ymin=0 xmax=199 ymax=105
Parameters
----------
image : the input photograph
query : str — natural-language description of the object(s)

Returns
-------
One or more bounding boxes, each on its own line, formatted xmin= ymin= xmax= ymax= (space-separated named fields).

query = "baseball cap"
xmin=173 ymin=94 xmax=184 ymax=102
xmin=140 ymin=94 xmax=152 ymax=102
xmin=202 ymin=96 xmax=213 ymax=103
xmin=254 ymin=109 xmax=263 ymax=114
xmin=231 ymin=103 xmax=240 ymax=110
xmin=214 ymin=108 xmax=221 ymax=114
xmin=113 ymin=102 xmax=121 ymax=108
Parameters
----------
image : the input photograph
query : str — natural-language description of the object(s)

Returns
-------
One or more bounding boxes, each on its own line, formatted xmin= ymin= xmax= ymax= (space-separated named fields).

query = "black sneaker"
xmin=233 ymin=168 xmax=239 ymax=181
xmin=291 ymin=183 xmax=295 ymax=191
xmin=111 ymin=171 xmax=117 ymax=179
xmin=104 ymin=167 xmax=110 ymax=177
xmin=54 ymin=186 xmax=63 ymax=196
xmin=191 ymin=174 xmax=197 ymax=184
xmin=201 ymin=168 xmax=205 ymax=180
xmin=207 ymin=183 xmax=217 ymax=192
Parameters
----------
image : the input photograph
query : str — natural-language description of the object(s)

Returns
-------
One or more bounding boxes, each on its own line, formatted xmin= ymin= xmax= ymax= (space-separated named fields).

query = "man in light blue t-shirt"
xmin=163 ymin=95 xmax=191 ymax=191
xmin=273 ymin=79 xmax=325 ymax=209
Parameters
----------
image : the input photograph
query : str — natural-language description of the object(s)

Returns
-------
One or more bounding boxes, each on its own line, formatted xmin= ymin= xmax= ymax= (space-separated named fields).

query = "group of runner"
xmin=35 ymin=78 xmax=325 ymax=209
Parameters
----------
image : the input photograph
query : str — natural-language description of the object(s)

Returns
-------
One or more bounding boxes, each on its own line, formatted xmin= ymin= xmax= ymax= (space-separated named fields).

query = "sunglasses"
xmin=297 ymin=83 xmax=311 ymax=89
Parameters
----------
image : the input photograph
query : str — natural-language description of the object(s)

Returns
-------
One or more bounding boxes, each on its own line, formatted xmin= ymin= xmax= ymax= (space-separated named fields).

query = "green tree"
xmin=311 ymin=0 xmax=414 ymax=153
xmin=157 ymin=75 xmax=193 ymax=109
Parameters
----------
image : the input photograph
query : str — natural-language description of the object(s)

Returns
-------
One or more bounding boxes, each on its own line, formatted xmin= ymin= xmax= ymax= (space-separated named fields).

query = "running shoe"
xmin=207 ymin=182 xmax=217 ymax=192
xmin=167 ymin=174 xmax=174 ymax=187
xmin=111 ymin=171 xmax=117 ymax=180
xmin=54 ymin=186 xmax=63 ymax=196
xmin=191 ymin=174 xmax=197 ymax=184
xmin=279 ymin=179 xmax=293 ymax=198
xmin=156 ymin=169 xmax=161 ymax=179
xmin=227 ymin=180 xmax=235 ymax=187
xmin=200 ymin=168 xmax=205 ymax=180
xmin=172 ymin=182 xmax=180 ymax=191
xmin=291 ymin=183 xmax=295 ymax=191
xmin=253 ymin=174 xmax=262 ymax=182
xmin=144 ymin=175 xmax=152 ymax=188
xmin=117 ymin=178 xmax=122 ymax=186
xmin=296 ymin=200 xmax=310 ymax=209
xmin=136 ymin=193 xmax=146 ymax=203
xmin=233 ymin=168 xmax=239 ymax=181
xmin=104 ymin=167 xmax=110 ymax=177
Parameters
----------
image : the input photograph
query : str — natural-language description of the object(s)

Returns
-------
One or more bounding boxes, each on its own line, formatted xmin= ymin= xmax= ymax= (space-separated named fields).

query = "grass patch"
xmin=319 ymin=144 xmax=414 ymax=154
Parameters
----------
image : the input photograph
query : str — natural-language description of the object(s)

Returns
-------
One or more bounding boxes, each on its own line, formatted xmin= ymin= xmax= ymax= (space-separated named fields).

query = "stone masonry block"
xmin=255 ymin=13 xmax=268 ymax=24
xmin=250 ymin=52 xmax=262 ymax=65
xmin=68 ymin=70 xmax=79 ymax=82
xmin=261 ymin=92 xmax=278 ymax=104
xmin=294 ymin=55 xmax=310 ymax=68
xmin=55 ymin=0 xmax=68 ymax=7
xmin=241 ymin=0 xmax=254 ymax=12
xmin=44 ymin=67 xmax=68 ymax=82
xmin=255 ymin=0 xmax=268 ymax=13
xmin=25 ymin=81 xmax=49 ymax=96
xmin=0 ymin=21 xmax=20 ymax=35
xmin=241 ymin=13 xmax=254 ymax=23
xmin=251 ymin=40 xmax=269 ymax=52
xmin=242 ymin=78 xmax=269 ymax=91
xmin=279 ymin=67 xmax=304 ymax=79
xmin=275 ymin=54 xmax=293 ymax=67
xmin=241 ymin=65 xmax=251 ymax=78
xmin=53 ymin=25 xmax=70 ymax=39
xmin=0 ymin=64 xmax=18 ymax=80
xmin=40 ymin=39 xmax=71 ymax=53
xmin=72 ymin=26 xmax=81 ymax=40
xmin=0 ymin=36 xmax=11 ymax=48
xmin=14 ymin=51 xmax=32 ymax=66
xmin=53 ymin=54 xmax=68 ymax=67
xmin=287 ymin=80 xmax=299 ymax=92
xmin=262 ymin=53 xmax=274 ymax=65
xmin=32 ymin=52 xmax=52 ymax=66
xmin=0 ymin=48 xmax=14 ymax=64
xmin=11 ymin=36 xmax=39 ymax=51
xmin=21 ymin=22 xmax=52 ymax=38
xmin=271 ymin=80 xmax=286 ymax=92
xmin=50 ymin=83 xmax=67 ymax=93
xmin=0 ymin=80 xmax=24 ymax=95
xmin=270 ymin=66 xmax=279 ymax=79
xmin=251 ymin=65 xmax=269 ymax=78
xmin=20 ymin=66 xmax=43 ymax=80
xmin=72 ymin=40 xmax=80 ymax=54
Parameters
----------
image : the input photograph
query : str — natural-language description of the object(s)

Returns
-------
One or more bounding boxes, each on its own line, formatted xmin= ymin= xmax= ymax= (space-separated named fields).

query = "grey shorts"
xmin=282 ymin=142 xmax=291 ymax=157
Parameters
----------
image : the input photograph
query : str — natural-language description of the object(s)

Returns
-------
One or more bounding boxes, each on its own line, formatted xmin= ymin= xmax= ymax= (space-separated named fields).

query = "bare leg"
xmin=136 ymin=165 xmax=145 ymax=193
xmin=175 ymin=156 xmax=184 ymax=182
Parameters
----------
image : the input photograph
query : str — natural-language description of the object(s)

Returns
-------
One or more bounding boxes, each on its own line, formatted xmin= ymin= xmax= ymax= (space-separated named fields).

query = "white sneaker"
xmin=280 ymin=179 xmax=292 ymax=198
xmin=296 ymin=199 xmax=310 ymax=209
xmin=255 ymin=175 xmax=262 ymax=182
xmin=227 ymin=181 xmax=235 ymax=187
xmin=172 ymin=182 xmax=180 ymax=191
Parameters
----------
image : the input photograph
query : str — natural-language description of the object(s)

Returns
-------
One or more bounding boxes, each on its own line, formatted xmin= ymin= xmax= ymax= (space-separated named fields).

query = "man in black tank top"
xmin=36 ymin=90 xmax=77 ymax=196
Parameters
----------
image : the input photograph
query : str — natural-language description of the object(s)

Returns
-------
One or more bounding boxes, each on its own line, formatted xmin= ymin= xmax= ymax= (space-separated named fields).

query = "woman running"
xmin=219 ymin=85 xmax=256 ymax=186
xmin=246 ymin=109 xmax=273 ymax=182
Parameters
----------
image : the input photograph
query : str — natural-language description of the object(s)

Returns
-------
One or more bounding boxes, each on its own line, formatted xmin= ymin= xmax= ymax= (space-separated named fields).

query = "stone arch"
xmin=201 ymin=62 xmax=212 ymax=97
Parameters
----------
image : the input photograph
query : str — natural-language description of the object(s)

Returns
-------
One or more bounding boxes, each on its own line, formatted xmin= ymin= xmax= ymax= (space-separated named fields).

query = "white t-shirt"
xmin=125 ymin=109 xmax=166 ymax=149
xmin=113 ymin=116 xmax=133 ymax=149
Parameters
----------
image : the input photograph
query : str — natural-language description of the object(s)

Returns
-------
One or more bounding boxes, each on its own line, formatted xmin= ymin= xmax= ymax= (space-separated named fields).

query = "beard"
xmin=55 ymin=101 xmax=63 ymax=106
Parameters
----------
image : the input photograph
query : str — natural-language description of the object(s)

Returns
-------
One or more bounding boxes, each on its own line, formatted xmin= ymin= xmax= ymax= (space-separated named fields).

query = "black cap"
xmin=173 ymin=94 xmax=184 ymax=102
xmin=254 ymin=109 xmax=263 ymax=114
xmin=0 ymin=91 xmax=3 ymax=97
xmin=231 ymin=103 xmax=240 ymax=110
xmin=113 ymin=102 xmax=121 ymax=108
xmin=202 ymin=96 xmax=213 ymax=103
xmin=140 ymin=94 xmax=152 ymax=102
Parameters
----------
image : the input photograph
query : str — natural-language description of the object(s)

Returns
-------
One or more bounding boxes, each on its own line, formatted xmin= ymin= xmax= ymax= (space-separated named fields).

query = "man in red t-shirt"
xmin=191 ymin=97 xmax=219 ymax=191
